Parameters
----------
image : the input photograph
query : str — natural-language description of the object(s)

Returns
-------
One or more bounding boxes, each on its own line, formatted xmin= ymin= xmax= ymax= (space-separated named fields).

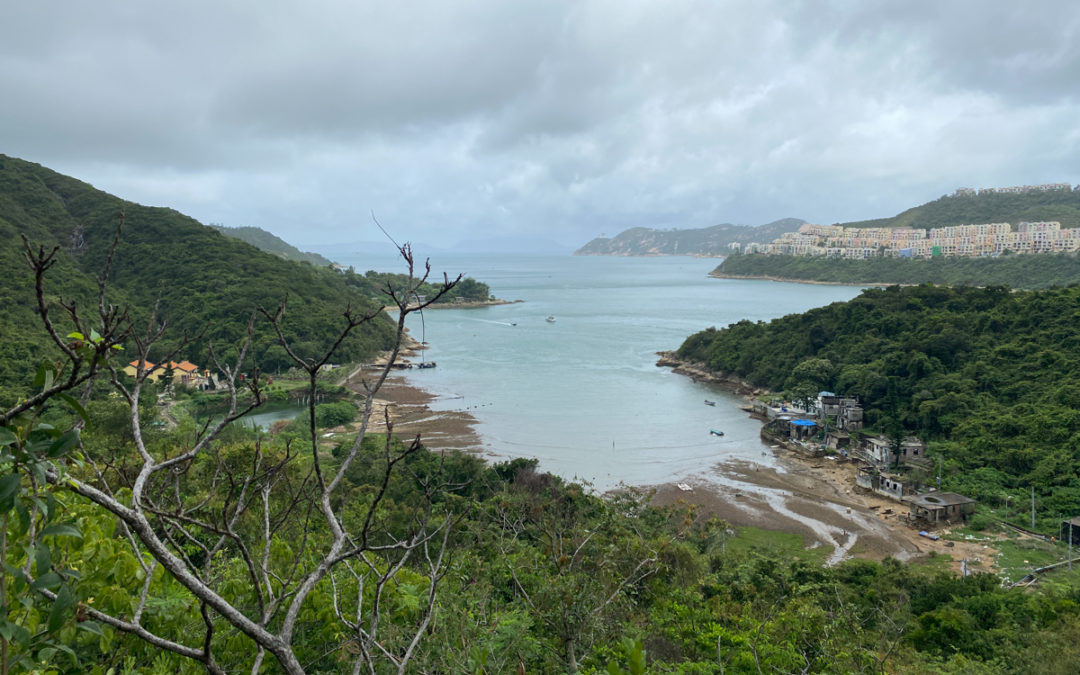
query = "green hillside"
xmin=714 ymin=250 xmax=1080 ymax=289
xmin=209 ymin=224 xmax=334 ymax=266
xmin=0 ymin=155 xmax=397 ymax=403
xmin=677 ymin=283 xmax=1080 ymax=519
xmin=840 ymin=188 xmax=1080 ymax=230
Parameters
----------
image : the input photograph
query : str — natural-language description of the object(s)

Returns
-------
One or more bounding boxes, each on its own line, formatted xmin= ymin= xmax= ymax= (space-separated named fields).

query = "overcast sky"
xmin=3 ymin=1 xmax=1079 ymax=253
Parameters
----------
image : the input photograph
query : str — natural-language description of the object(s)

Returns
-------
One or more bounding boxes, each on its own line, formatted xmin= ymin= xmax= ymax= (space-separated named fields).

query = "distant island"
xmin=573 ymin=218 xmax=806 ymax=257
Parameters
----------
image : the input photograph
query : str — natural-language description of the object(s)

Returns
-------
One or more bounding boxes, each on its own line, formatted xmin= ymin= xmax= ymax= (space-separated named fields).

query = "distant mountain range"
xmin=578 ymin=187 xmax=1080 ymax=257
xmin=574 ymin=218 xmax=807 ymax=257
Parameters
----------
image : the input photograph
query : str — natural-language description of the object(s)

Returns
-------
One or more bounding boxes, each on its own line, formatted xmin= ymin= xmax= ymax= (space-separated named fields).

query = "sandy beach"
xmin=342 ymin=341 xmax=483 ymax=452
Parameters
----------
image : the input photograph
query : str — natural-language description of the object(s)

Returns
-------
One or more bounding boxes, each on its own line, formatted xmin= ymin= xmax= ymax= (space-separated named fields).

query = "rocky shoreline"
xmin=654 ymin=351 xmax=763 ymax=396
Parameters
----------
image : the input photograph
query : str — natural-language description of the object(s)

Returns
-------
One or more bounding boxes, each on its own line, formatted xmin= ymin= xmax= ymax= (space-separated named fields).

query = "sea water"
xmin=338 ymin=253 xmax=863 ymax=491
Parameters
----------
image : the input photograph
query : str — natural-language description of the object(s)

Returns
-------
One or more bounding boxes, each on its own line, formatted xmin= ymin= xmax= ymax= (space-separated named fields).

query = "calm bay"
xmin=339 ymin=253 xmax=864 ymax=491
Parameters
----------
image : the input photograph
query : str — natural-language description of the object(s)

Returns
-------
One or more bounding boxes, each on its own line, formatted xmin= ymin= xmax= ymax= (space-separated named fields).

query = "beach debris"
xmin=676 ymin=483 xmax=692 ymax=492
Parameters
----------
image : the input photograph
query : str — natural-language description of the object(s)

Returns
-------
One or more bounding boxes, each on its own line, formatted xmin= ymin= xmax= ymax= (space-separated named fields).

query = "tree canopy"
xmin=677 ymin=283 xmax=1080 ymax=520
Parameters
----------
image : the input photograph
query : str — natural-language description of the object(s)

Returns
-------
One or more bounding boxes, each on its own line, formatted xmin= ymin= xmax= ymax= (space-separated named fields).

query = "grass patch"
xmin=994 ymin=535 xmax=1063 ymax=583
xmin=726 ymin=526 xmax=831 ymax=566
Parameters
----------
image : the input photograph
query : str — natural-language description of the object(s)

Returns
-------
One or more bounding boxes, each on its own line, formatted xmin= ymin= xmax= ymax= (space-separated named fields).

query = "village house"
xmin=123 ymin=360 xmax=207 ymax=388
xmin=810 ymin=392 xmax=863 ymax=431
xmin=861 ymin=435 xmax=926 ymax=469
xmin=902 ymin=492 xmax=976 ymax=524
xmin=856 ymin=467 xmax=910 ymax=500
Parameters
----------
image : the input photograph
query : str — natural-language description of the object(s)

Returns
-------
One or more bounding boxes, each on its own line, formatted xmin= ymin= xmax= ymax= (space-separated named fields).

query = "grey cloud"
xmin=1 ymin=1 xmax=1079 ymax=249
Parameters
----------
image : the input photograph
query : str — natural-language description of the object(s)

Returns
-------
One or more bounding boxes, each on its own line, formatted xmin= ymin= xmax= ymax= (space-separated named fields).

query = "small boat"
xmin=710 ymin=429 xmax=724 ymax=437
xmin=546 ymin=315 xmax=556 ymax=323
xmin=704 ymin=399 xmax=716 ymax=406
xmin=416 ymin=362 xmax=437 ymax=369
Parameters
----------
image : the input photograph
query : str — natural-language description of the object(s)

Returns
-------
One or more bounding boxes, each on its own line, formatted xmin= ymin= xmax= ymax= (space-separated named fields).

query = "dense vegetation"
xmin=715 ymin=251 xmax=1080 ymax=289
xmin=9 ymin=156 xmax=1080 ymax=672
xmin=14 ymin=406 xmax=1080 ymax=673
xmin=678 ymin=283 xmax=1080 ymax=527
xmin=0 ymin=155 xmax=437 ymax=401
xmin=844 ymin=188 xmax=1080 ymax=231
xmin=340 ymin=267 xmax=492 ymax=304
xmin=209 ymin=224 xmax=333 ymax=266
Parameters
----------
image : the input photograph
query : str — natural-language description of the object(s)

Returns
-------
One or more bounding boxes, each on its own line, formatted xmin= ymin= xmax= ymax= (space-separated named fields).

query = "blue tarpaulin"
xmin=791 ymin=419 xmax=817 ymax=427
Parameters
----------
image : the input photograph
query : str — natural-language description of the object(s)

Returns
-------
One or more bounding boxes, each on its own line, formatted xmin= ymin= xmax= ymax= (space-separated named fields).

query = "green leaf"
xmin=40 ymin=523 xmax=82 ymax=539
xmin=58 ymin=393 xmax=91 ymax=425
xmin=77 ymin=619 xmax=105 ymax=636
xmin=48 ymin=585 xmax=74 ymax=632
xmin=0 ymin=473 xmax=21 ymax=511
xmin=31 ymin=571 xmax=62 ymax=591
xmin=35 ymin=542 xmax=53 ymax=576
xmin=66 ymin=332 xmax=85 ymax=341
xmin=14 ymin=499 xmax=30 ymax=535
xmin=0 ymin=426 xmax=16 ymax=446
xmin=34 ymin=361 xmax=55 ymax=390
xmin=47 ymin=429 xmax=80 ymax=458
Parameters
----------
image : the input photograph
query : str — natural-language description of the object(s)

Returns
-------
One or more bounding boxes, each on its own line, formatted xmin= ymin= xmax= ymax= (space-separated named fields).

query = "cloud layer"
xmin=3 ymin=1 xmax=1079 ymax=251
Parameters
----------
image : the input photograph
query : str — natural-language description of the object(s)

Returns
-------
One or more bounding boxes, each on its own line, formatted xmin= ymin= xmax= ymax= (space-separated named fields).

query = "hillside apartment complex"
xmin=740 ymin=183 xmax=1080 ymax=260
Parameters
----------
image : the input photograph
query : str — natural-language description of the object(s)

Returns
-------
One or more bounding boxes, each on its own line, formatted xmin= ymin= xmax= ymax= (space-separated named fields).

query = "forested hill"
xmin=210 ymin=224 xmax=333 ymax=266
xmin=841 ymin=187 xmax=1080 ymax=230
xmin=0 ymin=154 xmax=398 ymax=401
xmin=713 ymin=251 xmax=1080 ymax=289
xmin=676 ymin=283 xmax=1080 ymax=517
xmin=574 ymin=218 xmax=806 ymax=256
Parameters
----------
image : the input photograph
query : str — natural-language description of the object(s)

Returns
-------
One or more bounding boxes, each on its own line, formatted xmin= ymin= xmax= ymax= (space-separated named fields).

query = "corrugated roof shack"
xmin=902 ymin=492 xmax=976 ymax=525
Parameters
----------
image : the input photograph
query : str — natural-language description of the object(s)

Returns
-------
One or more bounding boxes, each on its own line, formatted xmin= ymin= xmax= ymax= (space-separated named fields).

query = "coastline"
xmin=341 ymin=346 xmax=994 ymax=573
xmin=342 ymin=339 xmax=483 ymax=452
xmin=655 ymin=351 xmax=763 ymax=397
xmin=386 ymin=298 xmax=523 ymax=311
xmin=708 ymin=272 xmax=895 ymax=287
xmin=652 ymin=353 xmax=995 ymax=573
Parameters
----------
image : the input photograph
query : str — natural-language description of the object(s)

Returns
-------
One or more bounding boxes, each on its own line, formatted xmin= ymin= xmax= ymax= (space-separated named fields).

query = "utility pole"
xmin=1031 ymin=486 xmax=1036 ymax=530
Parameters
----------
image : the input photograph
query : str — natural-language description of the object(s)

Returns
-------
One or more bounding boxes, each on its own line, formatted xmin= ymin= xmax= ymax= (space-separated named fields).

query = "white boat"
xmin=546 ymin=315 xmax=556 ymax=323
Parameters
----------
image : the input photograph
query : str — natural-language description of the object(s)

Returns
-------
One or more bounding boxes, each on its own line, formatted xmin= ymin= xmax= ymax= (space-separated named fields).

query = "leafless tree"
xmin=10 ymin=231 xmax=464 ymax=674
